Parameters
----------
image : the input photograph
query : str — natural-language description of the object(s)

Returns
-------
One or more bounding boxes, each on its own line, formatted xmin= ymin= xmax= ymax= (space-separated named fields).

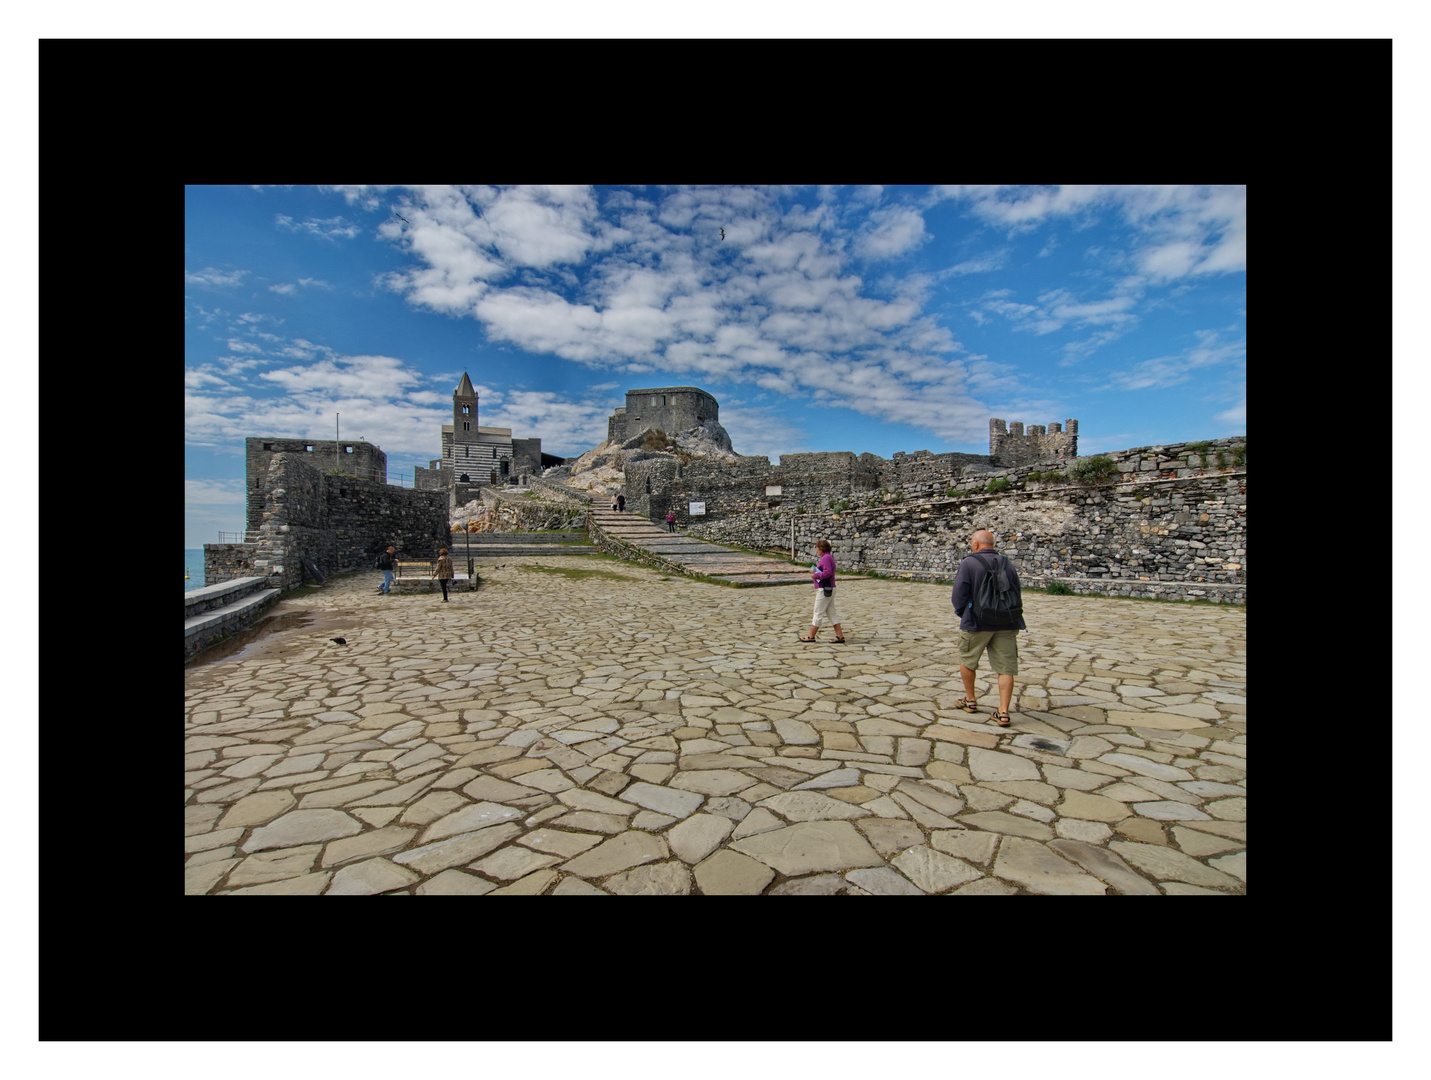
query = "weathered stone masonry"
xmin=687 ymin=437 xmax=1246 ymax=603
xmin=210 ymin=452 xmax=449 ymax=591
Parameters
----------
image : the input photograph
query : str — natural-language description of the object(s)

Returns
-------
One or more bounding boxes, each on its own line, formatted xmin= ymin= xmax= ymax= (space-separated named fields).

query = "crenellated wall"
xmin=989 ymin=418 xmax=1079 ymax=466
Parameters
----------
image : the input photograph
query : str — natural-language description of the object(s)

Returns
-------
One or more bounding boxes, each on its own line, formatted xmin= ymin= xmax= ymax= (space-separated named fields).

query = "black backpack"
xmin=969 ymin=551 xmax=1022 ymax=628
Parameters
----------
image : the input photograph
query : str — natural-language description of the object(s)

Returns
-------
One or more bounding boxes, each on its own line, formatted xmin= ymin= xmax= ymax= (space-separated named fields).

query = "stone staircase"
xmin=587 ymin=507 xmax=811 ymax=587
xmin=445 ymin=530 xmax=596 ymax=558
xmin=185 ymin=576 xmax=281 ymax=662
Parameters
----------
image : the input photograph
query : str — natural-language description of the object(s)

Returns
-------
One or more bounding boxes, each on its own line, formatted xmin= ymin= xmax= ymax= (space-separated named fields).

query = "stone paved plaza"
xmin=184 ymin=556 xmax=1246 ymax=895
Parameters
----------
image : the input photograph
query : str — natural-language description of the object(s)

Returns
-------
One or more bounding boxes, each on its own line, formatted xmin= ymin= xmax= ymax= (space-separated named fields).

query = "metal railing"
xmin=216 ymin=531 xmax=259 ymax=544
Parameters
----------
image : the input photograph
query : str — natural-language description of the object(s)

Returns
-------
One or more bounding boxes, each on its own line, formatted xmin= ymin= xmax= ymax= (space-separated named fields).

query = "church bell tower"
xmin=454 ymin=372 xmax=478 ymax=442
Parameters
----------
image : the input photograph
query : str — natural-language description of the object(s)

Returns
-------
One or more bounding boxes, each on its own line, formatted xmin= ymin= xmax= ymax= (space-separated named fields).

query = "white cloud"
xmin=275 ymin=214 xmax=361 ymax=240
xmin=186 ymin=477 xmax=245 ymax=509
xmin=853 ymin=205 xmax=929 ymax=260
xmin=938 ymin=184 xmax=1246 ymax=281
xmin=1110 ymin=329 xmax=1246 ymax=391
xmin=1214 ymin=399 xmax=1246 ymax=429
xmin=185 ymin=267 xmax=248 ymax=287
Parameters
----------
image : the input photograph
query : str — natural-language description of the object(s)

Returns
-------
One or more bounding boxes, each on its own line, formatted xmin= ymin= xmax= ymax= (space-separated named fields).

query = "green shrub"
xmin=1232 ymin=443 xmax=1246 ymax=467
xmin=985 ymin=478 xmax=1012 ymax=494
xmin=1073 ymin=456 xmax=1117 ymax=484
xmin=1045 ymin=581 xmax=1073 ymax=595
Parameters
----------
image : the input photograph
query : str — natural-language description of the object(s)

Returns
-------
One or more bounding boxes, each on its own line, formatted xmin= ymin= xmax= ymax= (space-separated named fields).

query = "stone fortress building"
xmin=415 ymin=371 xmax=546 ymax=508
xmin=607 ymin=387 xmax=720 ymax=444
xmin=245 ymin=438 xmax=388 ymax=535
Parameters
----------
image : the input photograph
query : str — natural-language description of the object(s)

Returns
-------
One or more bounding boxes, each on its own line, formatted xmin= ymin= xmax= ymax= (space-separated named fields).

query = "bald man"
xmin=950 ymin=529 xmax=1026 ymax=726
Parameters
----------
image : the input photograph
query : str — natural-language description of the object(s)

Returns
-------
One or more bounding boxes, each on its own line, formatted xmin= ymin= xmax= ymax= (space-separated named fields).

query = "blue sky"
xmin=184 ymin=184 xmax=1246 ymax=547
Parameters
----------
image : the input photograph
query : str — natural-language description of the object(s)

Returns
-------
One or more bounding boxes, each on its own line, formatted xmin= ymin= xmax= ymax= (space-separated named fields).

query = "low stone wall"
xmin=203 ymin=543 xmax=255 ymax=586
xmin=476 ymin=487 xmax=587 ymax=532
xmin=688 ymin=448 xmax=1246 ymax=604
xmin=525 ymin=474 xmax=594 ymax=505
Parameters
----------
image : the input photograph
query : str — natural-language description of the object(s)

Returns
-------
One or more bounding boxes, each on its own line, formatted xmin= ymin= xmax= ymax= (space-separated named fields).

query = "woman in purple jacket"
xmin=798 ymin=539 xmax=846 ymax=643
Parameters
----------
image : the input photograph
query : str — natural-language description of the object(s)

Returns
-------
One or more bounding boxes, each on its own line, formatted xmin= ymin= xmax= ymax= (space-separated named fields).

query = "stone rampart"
xmin=687 ymin=437 xmax=1246 ymax=604
xmin=245 ymin=453 xmax=449 ymax=591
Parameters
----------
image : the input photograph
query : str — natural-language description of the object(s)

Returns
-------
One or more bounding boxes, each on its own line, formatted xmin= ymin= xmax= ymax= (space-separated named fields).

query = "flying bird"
xmin=330 ymin=637 xmax=347 ymax=645
xmin=395 ymin=214 xmax=410 ymax=225
xmin=720 ymin=228 xmax=725 ymax=240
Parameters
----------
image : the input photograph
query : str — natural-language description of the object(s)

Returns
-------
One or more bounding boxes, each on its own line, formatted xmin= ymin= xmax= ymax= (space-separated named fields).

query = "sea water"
xmin=184 ymin=549 xmax=205 ymax=592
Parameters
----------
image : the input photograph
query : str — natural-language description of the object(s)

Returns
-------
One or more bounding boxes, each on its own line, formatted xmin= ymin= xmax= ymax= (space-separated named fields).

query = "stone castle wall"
xmin=989 ymin=418 xmax=1079 ymax=467
xmin=686 ymin=437 xmax=1246 ymax=603
xmin=245 ymin=437 xmax=387 ymax=534
xmin=227 ymin=452 xmax=448 ymax=591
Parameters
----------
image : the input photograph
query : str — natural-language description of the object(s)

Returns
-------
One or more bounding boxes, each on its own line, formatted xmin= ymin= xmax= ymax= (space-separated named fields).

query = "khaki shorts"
xmin=812 ymin=590 xmax=840 ymax=627
xmin=958 ymin=629 xmax=1019 ymax=675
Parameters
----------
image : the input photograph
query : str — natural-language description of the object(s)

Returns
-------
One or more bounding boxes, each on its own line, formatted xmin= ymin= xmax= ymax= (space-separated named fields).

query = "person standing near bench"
xmin=431 ymin=547 xmax=455 ymax=602
xmin=375 ymin=545 xmax=397 ymax=596
xmin=950 ymin=529 xmax=1025 ymax=726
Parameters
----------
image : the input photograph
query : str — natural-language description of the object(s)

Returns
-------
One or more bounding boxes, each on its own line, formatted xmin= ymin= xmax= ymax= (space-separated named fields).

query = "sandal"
xmin=833 ymin=636 xmax=846 ymax=644
xmin=955 ymin=697 xmax=978 ymax=713
xmin=993 ymin=711 xmax=1011 ymax=727
xmin=797 ymin=633 xmax=818 ymax=642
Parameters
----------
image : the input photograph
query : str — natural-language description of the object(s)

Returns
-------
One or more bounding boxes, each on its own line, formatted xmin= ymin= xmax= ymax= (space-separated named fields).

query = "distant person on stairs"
xmin=666 ymin=509 xmax=677 ymax=532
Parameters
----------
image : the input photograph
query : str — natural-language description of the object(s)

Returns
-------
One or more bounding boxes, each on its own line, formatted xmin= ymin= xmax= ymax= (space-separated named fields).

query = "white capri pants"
xmin=812 ymin=589 xmax=840 ymax=627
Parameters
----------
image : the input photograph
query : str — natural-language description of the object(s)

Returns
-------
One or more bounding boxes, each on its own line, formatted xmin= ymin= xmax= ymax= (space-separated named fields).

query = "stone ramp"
xmin=588 ymin=508 xmax=810 ymax=587
xmin=445 ymin=531 xmax=596 ymax=558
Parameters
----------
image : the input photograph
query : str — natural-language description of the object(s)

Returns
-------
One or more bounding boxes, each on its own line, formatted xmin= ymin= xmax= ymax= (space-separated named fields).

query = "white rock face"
xmin=543 ymin=420 xmax=742 ymax=498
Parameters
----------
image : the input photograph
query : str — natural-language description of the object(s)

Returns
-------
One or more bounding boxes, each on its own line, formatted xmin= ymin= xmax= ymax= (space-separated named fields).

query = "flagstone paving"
xmin=184 ymin=556 xmax=1246 ymax=895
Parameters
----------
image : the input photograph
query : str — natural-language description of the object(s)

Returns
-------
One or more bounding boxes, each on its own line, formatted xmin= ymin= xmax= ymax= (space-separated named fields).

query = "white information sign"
xmin=765 ymin=485 xmax=783 ymax=496
xmin=689 ymin=502 xmax=706 ymax=516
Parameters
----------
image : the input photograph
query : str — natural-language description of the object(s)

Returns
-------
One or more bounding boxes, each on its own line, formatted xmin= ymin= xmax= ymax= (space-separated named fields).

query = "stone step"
xmin=455 ymin=532 xmax=589 ymax=543
xmin=457 ymin=546 xmax=596 ymax=557
xmin=184 ymin=587 xmax=282 ymax=661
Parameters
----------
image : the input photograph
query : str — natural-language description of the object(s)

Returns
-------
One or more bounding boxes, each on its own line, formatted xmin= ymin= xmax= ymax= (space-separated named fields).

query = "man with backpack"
xmin=950 ymin=529 xmax=1026 ymax=727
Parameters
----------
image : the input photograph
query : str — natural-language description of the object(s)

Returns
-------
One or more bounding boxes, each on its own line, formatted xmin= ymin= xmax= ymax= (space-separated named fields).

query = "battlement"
xmin=989 ymin=418 xmax=1078 ymax=467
